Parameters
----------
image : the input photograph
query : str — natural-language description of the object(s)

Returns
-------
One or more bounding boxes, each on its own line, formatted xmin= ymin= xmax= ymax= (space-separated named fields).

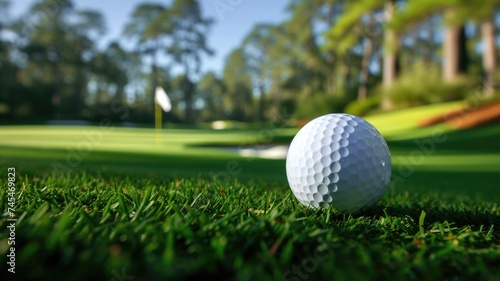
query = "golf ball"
xmin=286 ymin=114 xmax=391 ymax=213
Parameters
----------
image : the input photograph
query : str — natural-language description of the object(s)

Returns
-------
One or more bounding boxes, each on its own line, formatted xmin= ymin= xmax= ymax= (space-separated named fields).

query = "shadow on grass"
xmin=386 ymin=124 xmax=500 ymax=151
xmin=0 ymin=145 xmax=288 ymax=184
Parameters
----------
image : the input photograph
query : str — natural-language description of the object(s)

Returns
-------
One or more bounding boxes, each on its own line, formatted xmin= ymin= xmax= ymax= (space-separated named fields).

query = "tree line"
xmin=0 ymin=0 xmax=499 ymax=124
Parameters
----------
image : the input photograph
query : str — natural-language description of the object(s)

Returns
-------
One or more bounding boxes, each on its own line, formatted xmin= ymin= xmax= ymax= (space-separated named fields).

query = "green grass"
xmin=1 ymin=175 xmax=499 ymax=281
xmin=1 ymin=104 xmax=500 ymax=280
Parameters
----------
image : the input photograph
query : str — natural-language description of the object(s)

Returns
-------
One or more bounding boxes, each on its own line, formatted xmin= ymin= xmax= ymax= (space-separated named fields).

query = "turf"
xmin=1 ymin=106 xmax=500 ymax=280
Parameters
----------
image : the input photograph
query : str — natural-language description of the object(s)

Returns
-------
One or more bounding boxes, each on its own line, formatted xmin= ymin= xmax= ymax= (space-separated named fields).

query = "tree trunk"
xmin=151 ymin=45 xmax=160 ymax=123
xmin=327 ymin=3 xmax=338 ymax=96
xmin=270 ymin=76 xmax=280 ymax=122
xmin=358 ymin=39 xmax=373 ymax=101
xmin=150 ymin=63 xmax=158 ymax=124
xmin=50 ymin=51 xmax=62 ymax=119
xmin=458 ymin=26 xmax=468 ymax=73
xmin=443 ymin=9 xmax=468 ymax=81
xmin=115 ymin=83 xmax=125 ymax=104
xmin=242 ymin=83 xmax=253 ymax=122
xmin=184 ymin=75 xmax=195 ymax=124
xmin=383 ymin=0 xmax=398 ymax=88
xmin=443 ymin=28 xmax=457 ymax=80
xmin=327 ymin=52 xmax=337 ymax=95
xmin=151 ymin=64 xmax=158 ymax=94
xmin=340 ymin=61 xmax=350 ymax=95
xmin=382 ymin=0 xmax=398 ymax=109
xmin=72 ymin=69 xmax=85 ymax=119
xmin=482 ymin=17 xmax=496 ymax=96
xmin=258 ymin=79 xmax=265 ymax=122
xmin=50 ymin=23 xmax=64 ymax=119
xmin=72 ymin=46 xmax=85 ymax=119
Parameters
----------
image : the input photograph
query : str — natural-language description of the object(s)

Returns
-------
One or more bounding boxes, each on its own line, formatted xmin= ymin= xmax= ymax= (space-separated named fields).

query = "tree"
xmin=0 ymin=0 xmax=11 ymax=70
xmin=197 ymin=72 xmax=226 ymax=121
xmin=482 ymin=15 xmax=496 ymax=95
xmin=464 ymin=0 xmax=500 ymax=94
xmin=10 ymin=0 xmax=108 ymax=119
xmin=264 ymin=25 xmax=298 ymax=121
xmin=358 ymin=28 xmax=374 ymax=101
xmin=325 ymin=0 xmax=386 ymax=101
xmin=88 ymin=43 xmax=130 ymax=120
xmin=24 ymin=0 xmax=74 ymax=119
xmin=382 ymin=0 xmax=399 ymax=108
xmin=286 ymin=0 xmax=346 ymax=96
xmin=457 ymin=0 xmax=500 ymax=94
xmin=69 ymin=9 xmax=107 ymax=117
xmin=388 ymin=0 xmax=471 ymax=81
xmin=400 ymin=14 xmax=441 ymax=67
xmin=242 ymin=24 xmax=280 ymax=122
xmin=0 ymin=0 xmax=15 ymax=119
xmin=124 ymin=1 xmax=213 ymax=124
xmin=222 ymin=48 xmax=253 ymax=121
xmin=442 ymin=8 xmax=468 ymax=81
xmin=166 ymin=0 xmax=214 ymax=123
xmin=124 ymin=3 xmax=169 ymax=118
xmin=9 ymin=0 xmax=110 ymax=120
xmin=0 ymin=0 xmax=9 ymax=33
xmin=104 ymin=42 xmax=133 ymax=103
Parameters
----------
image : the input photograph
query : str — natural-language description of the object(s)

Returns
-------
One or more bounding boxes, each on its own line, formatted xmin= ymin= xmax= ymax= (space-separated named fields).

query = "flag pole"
xmin=155 ymin=102 xmax=162 ymax=145
xmin=154 ymin=86 xmax=171 ymax=145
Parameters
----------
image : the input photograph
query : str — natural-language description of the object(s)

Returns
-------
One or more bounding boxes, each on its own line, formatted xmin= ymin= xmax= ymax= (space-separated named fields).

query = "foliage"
xmin=325 ymin=0 xmax=385 ymax=51
xmin=385 ymin=64 xmax=473 ymax=108
xmin=464 ymin=90 xmax=500 ymax=108
xmin=242 ymin=24 xmax=282 ymax=122
xmin=197 ymin=72 xmax=226 ymax=121
xmin=344 ymin=96 xmax=381 ymax=116
xmin=167 ymin=0 xmax=214 ymax=75
xmin=222 ymin=48 xmax=254 ymax=122
xmin=1 ymin=0 xmax=500 ymax=123
xmin=389 ymin=0 xmax=500 ymax=31
xmin=294 ymin=92 xmax=350 ymax=120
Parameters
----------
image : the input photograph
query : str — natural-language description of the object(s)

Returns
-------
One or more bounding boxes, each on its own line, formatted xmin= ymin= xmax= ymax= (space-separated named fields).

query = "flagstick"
xmin=155 ymin=102 xmax=162 ymax=145
xmin=154 ymin=86 xmax=171 ymax=144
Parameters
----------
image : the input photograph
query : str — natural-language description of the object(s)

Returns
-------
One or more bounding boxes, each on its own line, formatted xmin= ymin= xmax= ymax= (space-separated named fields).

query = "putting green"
xmin=1 ymin=101 xmax=499 ymax=188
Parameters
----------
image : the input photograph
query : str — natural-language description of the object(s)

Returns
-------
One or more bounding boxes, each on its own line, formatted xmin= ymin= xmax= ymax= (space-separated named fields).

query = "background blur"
xmin=1 ymin=0 xmax=499 ymax=126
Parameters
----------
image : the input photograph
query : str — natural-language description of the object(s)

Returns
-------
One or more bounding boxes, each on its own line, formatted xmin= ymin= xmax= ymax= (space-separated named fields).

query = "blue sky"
xmin=9 ymin=0 xmax=290 ymax=75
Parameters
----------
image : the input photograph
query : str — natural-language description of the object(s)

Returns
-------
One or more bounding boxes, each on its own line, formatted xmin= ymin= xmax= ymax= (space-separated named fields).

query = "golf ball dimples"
xmin=286 ymin=114 xmax=391 ymax=213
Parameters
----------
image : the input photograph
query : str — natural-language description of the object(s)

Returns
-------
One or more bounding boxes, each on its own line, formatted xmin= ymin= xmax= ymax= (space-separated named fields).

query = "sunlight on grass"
xmin=365 ymin=101 xmax=462 ymax=136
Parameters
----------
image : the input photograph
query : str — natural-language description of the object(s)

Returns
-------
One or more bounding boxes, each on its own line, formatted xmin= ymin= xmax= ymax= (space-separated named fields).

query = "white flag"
xmin=155 ymin=87 xmax=172 ymax=112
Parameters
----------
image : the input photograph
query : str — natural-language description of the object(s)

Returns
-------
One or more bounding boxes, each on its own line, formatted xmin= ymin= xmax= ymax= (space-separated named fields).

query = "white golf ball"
xmin=286 ymin=113 xmax=391 ymax=213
